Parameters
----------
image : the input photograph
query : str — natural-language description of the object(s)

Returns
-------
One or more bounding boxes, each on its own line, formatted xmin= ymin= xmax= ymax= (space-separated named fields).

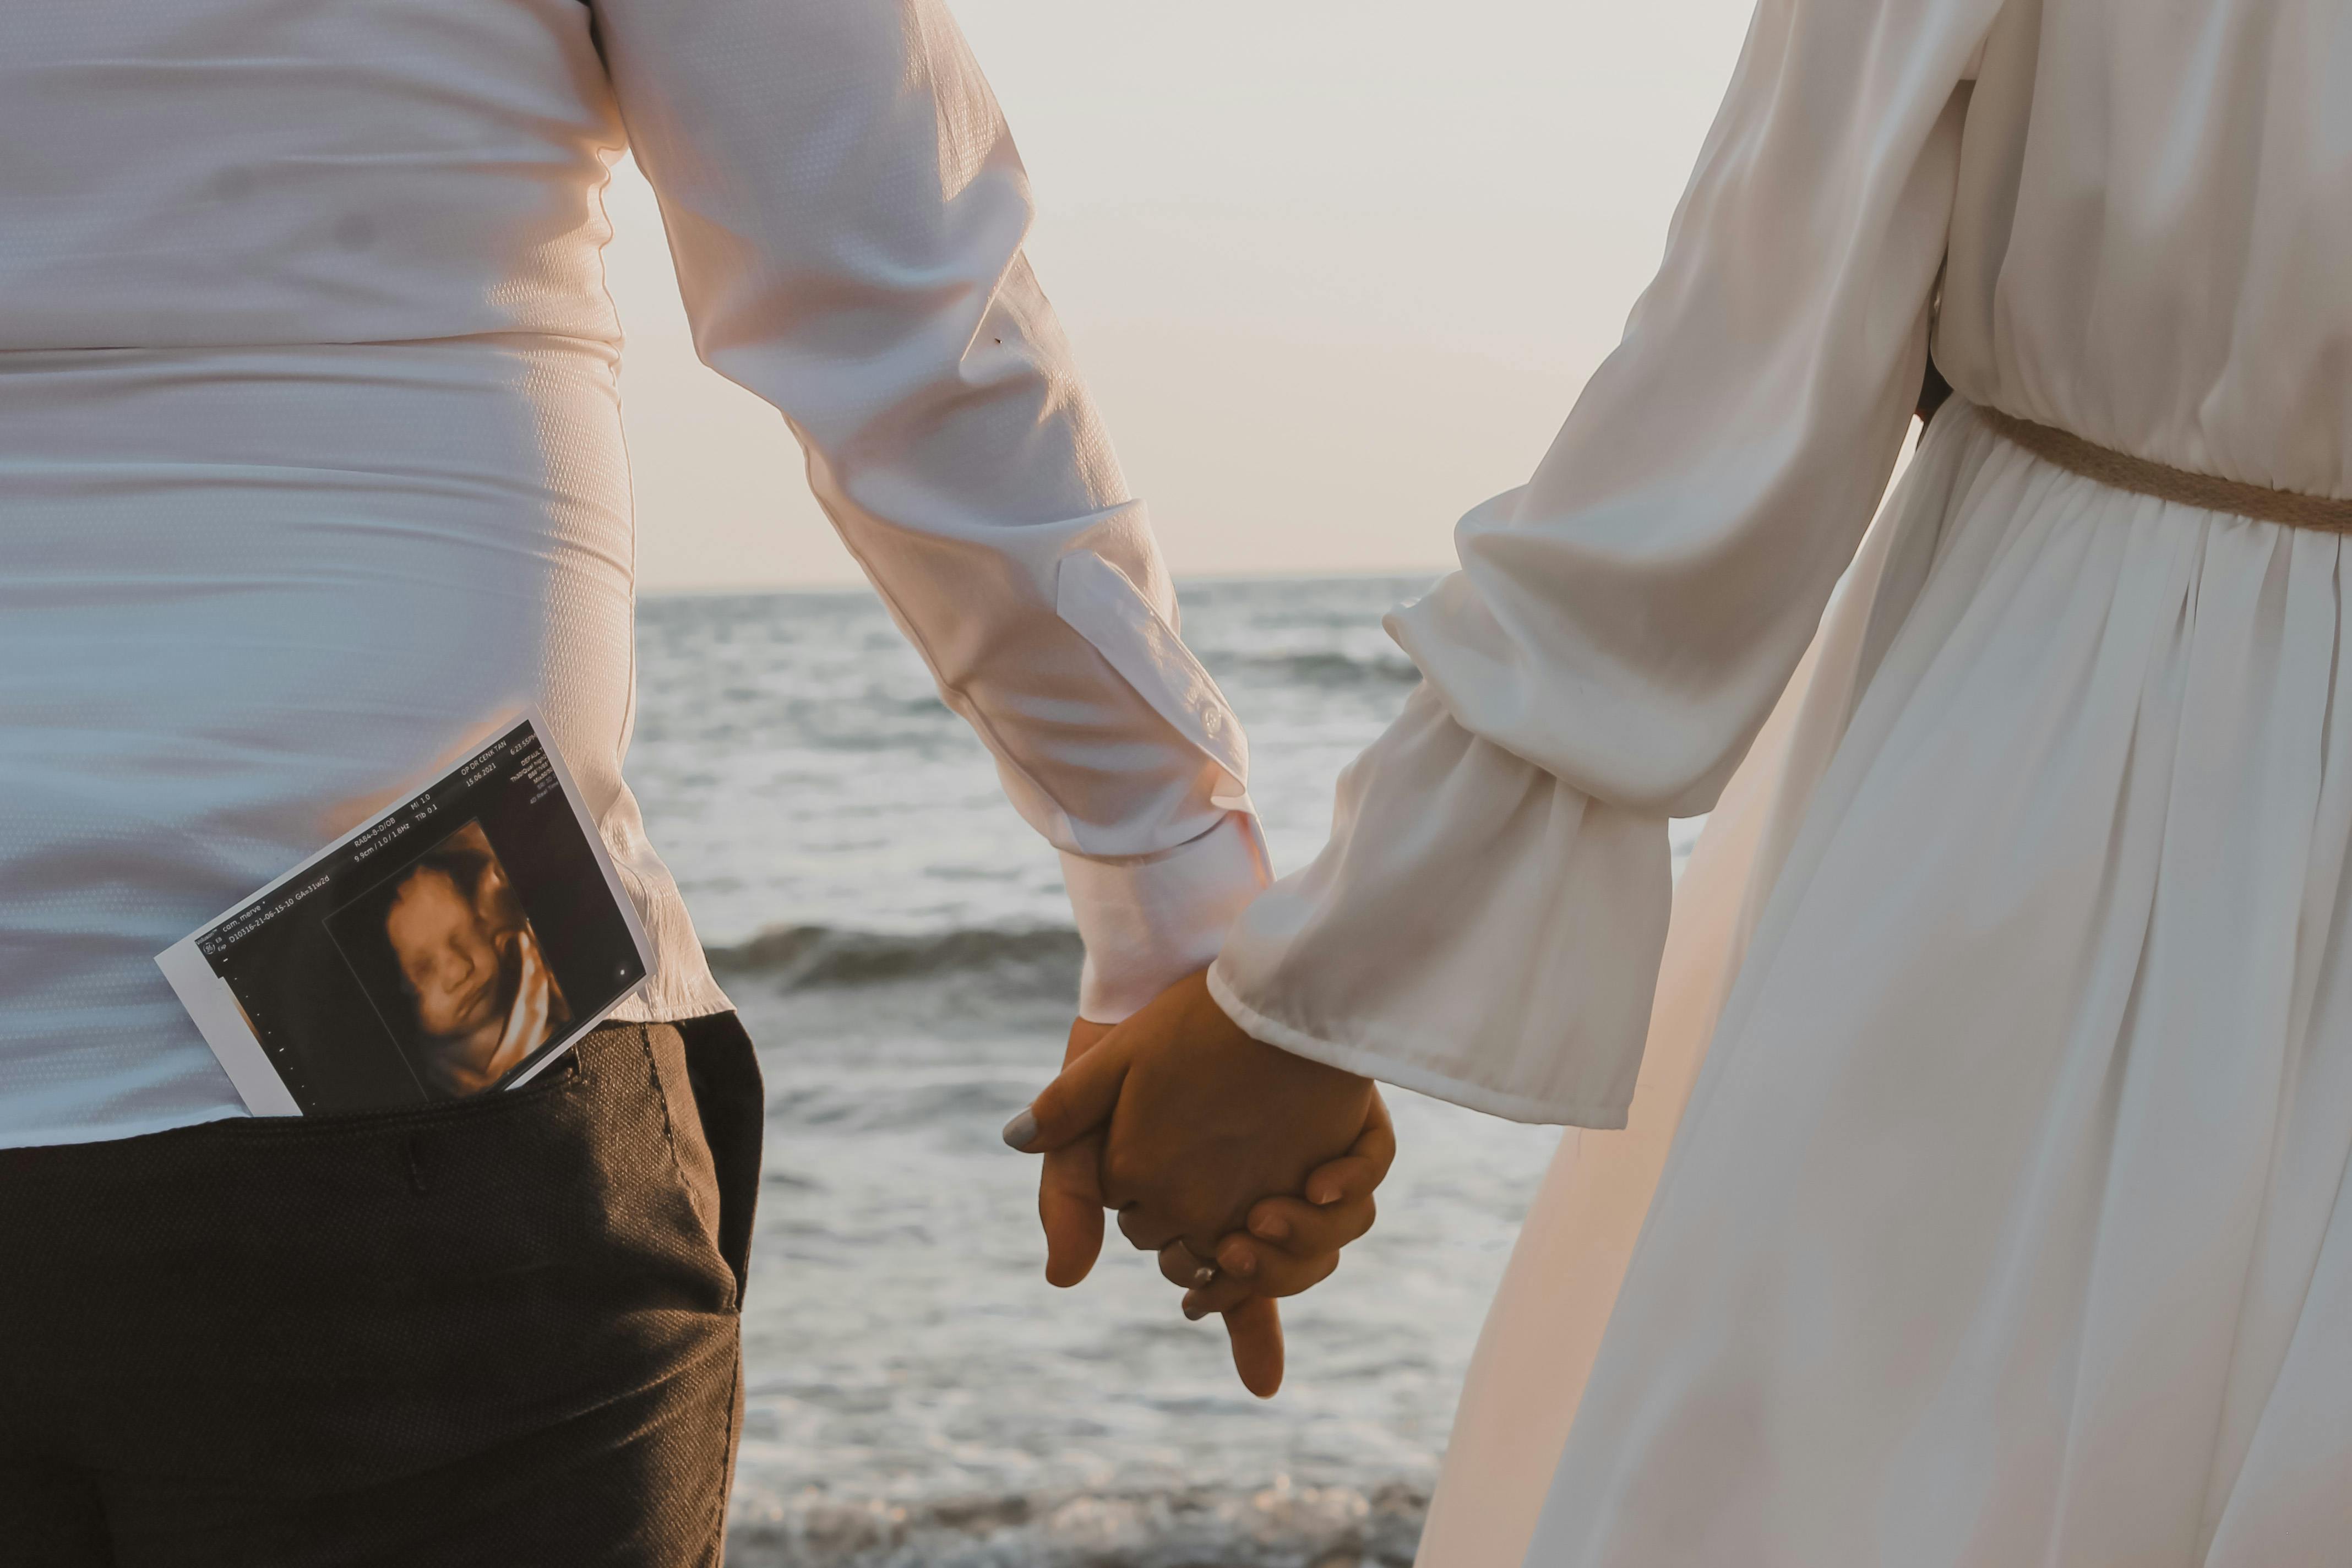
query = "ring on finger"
xmin=1159 ymin=1238 xmax=1217 ymax=1289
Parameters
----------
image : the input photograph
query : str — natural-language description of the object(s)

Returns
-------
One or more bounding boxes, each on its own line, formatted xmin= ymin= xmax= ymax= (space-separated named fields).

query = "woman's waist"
xmin=1972 ymin=405 xmax=2352 ymax=533
xmin=1936 ymin=350 xmax=2352 ymax=506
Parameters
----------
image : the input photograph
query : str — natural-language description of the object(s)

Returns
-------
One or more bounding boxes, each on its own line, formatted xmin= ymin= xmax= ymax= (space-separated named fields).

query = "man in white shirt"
xmin=0 ymin=0 xmax=1378 ymax=1560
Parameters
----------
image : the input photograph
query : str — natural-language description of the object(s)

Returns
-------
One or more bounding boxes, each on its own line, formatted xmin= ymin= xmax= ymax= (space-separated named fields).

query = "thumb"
xmin=1038 ymin=1139 xmax=1107 ymax=1288
xmin=1003 ymin=1023 xmax=1136 ymax=1152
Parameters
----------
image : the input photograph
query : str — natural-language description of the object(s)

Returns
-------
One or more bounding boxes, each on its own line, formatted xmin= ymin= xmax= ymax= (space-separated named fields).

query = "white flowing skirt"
xmin=1420 ymin=400 xmax=2352 ymax=1566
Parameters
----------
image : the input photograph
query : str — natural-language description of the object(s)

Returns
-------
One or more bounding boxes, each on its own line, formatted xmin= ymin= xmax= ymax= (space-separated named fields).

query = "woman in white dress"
xmin=1039 ymin=0 xmax=2352 ymax=1561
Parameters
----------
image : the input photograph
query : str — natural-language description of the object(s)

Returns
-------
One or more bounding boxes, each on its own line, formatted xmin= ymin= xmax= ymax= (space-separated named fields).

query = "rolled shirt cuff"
xmin=1061 ymin=810 xmax=1272 ymax=1022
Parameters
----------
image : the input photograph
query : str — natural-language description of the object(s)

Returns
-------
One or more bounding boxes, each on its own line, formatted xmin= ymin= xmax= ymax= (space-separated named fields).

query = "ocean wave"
xmin=1216 ymin=651 xmax=1421 ymax=689
xmin=704 ymin=924 xmax=1084 ymax=993
xmin=726 ymin=1477 xmax=1425 ymax=1568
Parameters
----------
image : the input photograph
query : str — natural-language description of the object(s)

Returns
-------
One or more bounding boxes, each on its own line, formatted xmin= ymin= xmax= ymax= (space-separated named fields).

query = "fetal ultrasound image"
xmin=187 ymin=720 xmax=647 ymax=1113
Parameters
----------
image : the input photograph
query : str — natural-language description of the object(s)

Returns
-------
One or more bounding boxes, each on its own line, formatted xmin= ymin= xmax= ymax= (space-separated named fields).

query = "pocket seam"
xmin=181 ymin=1048 xmax=589 ymax=1144
xmin=640 ymin=1024 xmax=740 ymax=1315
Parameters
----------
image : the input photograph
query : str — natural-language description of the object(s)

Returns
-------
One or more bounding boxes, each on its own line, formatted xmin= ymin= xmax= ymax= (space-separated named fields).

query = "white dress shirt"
xmin=0 ymin=0 xmax=1265 ymax=1148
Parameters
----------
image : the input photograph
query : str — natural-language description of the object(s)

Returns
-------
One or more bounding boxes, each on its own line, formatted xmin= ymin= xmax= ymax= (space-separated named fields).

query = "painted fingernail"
xmin=1182 ymin=1293 xmax=1208 ymax=1321
xmin=1000 ymin=1108 xmax=1038 ymax=1150
xmin=1191 ymin=1264 xmax=1217 ymax=1288
xmin=1251 ymin=1214 xmax=1290 ymax=1242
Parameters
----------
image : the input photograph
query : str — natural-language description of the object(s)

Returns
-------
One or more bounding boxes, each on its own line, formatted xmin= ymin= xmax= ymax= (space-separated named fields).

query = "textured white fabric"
xmin=1061 ymin=816 xmax=1270 ymax=1024
xmin=1415 ymin=525 xmax=1855 ymax=1568
xmin=0 ymin=0 xmax=1262 ymax=1148
xmin=1213 ymin=0 xmax=2352 ymax=1126
xmin=1516 ymin=400 xmax=2352 ymax=1565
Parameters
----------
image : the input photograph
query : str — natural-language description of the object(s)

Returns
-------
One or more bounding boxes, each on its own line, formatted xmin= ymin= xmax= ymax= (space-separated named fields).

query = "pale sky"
xmin=612 ymin=0 xmax=1757 ymax=591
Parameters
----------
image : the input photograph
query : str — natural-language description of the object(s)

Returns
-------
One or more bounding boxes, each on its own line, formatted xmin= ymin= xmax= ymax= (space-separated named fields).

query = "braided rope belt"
xmin=1979 ymin=406 xmax=2352 ymax=532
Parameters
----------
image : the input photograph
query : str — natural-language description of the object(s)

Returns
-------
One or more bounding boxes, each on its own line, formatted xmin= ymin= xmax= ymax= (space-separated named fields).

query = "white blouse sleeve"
xmin=587 ymin=0 xmax=1267 ymax=1022
xmin=1212 ymin=0 xmax=1998 ymax=1125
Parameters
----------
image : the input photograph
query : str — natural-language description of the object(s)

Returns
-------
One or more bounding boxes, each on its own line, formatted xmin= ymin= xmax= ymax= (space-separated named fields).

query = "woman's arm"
xmin=1212 ymin=0 xmax=2003 ymax=1125
xmin=588 ymin=0 xmax=1266 ymax=1023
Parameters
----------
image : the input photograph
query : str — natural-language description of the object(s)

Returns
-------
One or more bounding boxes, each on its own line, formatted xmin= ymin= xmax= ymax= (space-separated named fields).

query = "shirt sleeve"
xmin=1211 ymin=0 xmax=1999 ymax=1124
xmin=588 ymin=0 xmax=1267 ymax=1022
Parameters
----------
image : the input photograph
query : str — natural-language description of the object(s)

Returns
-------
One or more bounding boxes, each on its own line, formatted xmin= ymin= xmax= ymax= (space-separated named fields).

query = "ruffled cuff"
xmin=1208 ymin=684 xmax=1670 ymax=1128
xmin=1061 ymin=811 xmax=1271 ymax=1022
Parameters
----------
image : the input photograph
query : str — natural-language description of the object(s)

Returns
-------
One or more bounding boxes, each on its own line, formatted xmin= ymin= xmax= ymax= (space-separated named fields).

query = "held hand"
xmin=1036 ymin=1017 xmax=1114 ymax=1288
xmin=1008 ymin=971 xmax=1375 ymax=1392
xmin=1028 ymin=1006 xmax=1284 ymax=1390
xmin=1014 ymin=971 xmax=1373 ymax=1251
xmin=1154 ymin=1090 xmax=1393 ymax=1319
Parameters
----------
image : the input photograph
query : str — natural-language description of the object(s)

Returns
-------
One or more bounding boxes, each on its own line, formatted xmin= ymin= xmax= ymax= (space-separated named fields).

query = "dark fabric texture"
xmin=1917 ymin=352 xmax=1955 ymax=428
xmin=671 ymin=1012 xmax=764 ymax=1305
xmin=0 ymin=1017 xmax=765 ymax=1568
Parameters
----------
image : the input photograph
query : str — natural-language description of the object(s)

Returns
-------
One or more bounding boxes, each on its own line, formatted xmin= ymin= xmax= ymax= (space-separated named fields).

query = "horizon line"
xmin=639 ymin=563 xmax=1452 ymax=599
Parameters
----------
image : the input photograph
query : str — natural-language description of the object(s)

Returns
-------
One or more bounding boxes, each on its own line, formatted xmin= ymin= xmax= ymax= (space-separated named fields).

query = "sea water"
xmin=629 ymin=577 xmax=1702 ymax=1567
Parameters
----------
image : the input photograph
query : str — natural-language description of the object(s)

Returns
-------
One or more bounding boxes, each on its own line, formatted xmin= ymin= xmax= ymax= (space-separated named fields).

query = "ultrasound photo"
xmin=327 ymin=819 xmax=576 ymax=1099
xmin=157 ymin=715 xmax=650 ymax=1115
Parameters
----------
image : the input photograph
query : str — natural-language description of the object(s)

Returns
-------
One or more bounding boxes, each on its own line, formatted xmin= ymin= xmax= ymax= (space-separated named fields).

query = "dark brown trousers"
xmin=0 ymin=1016 xmax=763 ymax=1567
